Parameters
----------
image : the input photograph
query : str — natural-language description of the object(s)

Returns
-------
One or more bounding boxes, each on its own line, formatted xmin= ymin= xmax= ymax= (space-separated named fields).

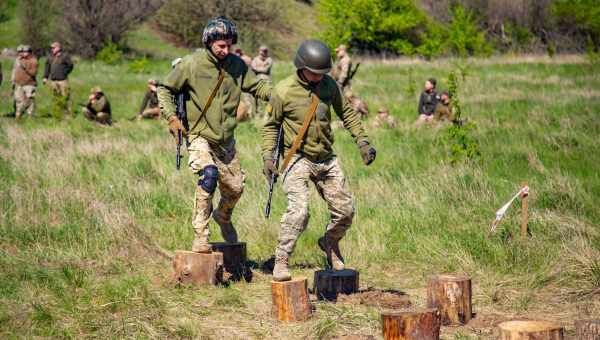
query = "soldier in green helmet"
xmin=262 ymin=40 xmax=376 ymax=281
xmin=157 ymin=17 xmax=271 ymax=253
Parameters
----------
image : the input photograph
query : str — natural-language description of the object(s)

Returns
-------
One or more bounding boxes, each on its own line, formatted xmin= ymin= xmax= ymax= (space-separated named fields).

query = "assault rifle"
xmin=175 ymin=92 xmax=188 ymax=170
xmin=264 ymin=126 xmax=283 ymax=218
xmin=344 ymin=62 xmax=360 ymax=87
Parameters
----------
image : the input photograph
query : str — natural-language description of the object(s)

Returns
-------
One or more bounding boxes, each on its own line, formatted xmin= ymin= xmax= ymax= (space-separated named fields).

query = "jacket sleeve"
xmin=332 ymin=82 xmax=368 ymax=145
xmin=242 ymin=67 xmax=272 ymax=101
xmin=157 ymin=60 xmax=189 ymax=120
xmin=337 ymin=60 xmax=350 ymax=85
xmin=64 ymin=55 xmax=74 ymax=75
xmin=417 ymin=92 xmax=425 ymax=115
xmin=139 ymin=91 xmax=151 ymax=115
xmin=261 ymin=92 xmax=284 ymax=160
xmin=44 ymin=57 xmax=50 ymax=79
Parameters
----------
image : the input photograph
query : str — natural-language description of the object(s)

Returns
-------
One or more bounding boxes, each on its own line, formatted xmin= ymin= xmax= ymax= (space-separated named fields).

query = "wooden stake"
xmin=520 ymin=182 xmax=529 ymax=240
xmin=426 ymin=274 xmax=472 ymax=325
xmin=172 ymin=250 xmax=224 ymax=286
xmin=271 ymin=277 xmax=312 ymax=321
xmin=498 ymin=320 xmax=564 ymax=339
xmin=575 ymin=319 xmax=600 ymax=340
xmin=313 ymin=269 xmax=359 ymax=301
xmin=381 ymin=308 xmax=441 ymax=340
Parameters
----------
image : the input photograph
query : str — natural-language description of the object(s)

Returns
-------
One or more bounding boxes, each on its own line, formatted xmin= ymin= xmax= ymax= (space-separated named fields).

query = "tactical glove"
xmin=168 ymin=116 xmax=186 ymax=140
xmin=263 ymin=159 xmax=279 ymax=181
xmin=359 ymin=142 xmax=376 ymax=166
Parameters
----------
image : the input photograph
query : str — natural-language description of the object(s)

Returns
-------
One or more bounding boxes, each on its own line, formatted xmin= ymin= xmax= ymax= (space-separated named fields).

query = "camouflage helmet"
xmin=202 ymin=16 xmax=238 ymax=47
xmin=16 ymin=45 xmax=24 ymax=53
xmin=148 ymin=79 xmax=157 ymax=85
xmin=293 ymin=39 xmax=332 ymax=74
xmin=21 ymin=45 xmax=32 ymax=53
xmin=90 ymin=86 xmax=103 ymax=94
xmin=259 ymin=45 xmax=268 ymax=52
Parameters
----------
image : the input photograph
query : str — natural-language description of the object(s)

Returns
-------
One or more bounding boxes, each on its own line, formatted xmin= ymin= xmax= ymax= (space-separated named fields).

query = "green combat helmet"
xmin=293 ymin=39 xmax=332 ymax=74
xmin=202 ymin=16 xmax=238 ymax=48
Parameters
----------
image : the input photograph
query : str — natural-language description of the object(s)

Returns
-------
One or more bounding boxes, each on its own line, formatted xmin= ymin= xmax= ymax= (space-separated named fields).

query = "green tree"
xmin=554 ymin=0 xmax=600 ymax=47
xmin=447 ymin=5 xmax=491 ymax=57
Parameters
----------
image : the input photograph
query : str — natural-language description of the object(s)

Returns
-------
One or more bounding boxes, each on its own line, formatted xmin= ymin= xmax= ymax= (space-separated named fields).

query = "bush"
xmin=554 ymin=0 xmax=600 ymax=48
xmin=96 ymin=42 xmax=123 ymax=65
xmin=128 ymin=57 xmax=151 ymax=74
xmin=17 ymin=0 xmax=57 ymax=55
xmin=447 ymin=5 xmax=492 ymax=57
xmin=318 ymin=0 xmax=428 ymax=55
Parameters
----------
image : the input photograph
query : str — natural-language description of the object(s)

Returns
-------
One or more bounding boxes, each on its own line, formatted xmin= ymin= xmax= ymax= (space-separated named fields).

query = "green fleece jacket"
xmin=157 ymin=49 xmax=271 ymax=145
xmin=262 ymin=72 xmax=369 ymax=163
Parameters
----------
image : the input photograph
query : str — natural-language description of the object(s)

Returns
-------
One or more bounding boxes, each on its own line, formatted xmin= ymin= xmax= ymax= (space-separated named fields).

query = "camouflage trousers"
xmin=140 ymin=107 xmax=160 ymax=119
xmin=14 ymin=85 xmax=36 ymax=118
xmin=275 ymin=156 xmax=355 ymax=258
xmin=82 ymin=107 xmax=111 ymax=125
xmin=49 ymin=80 xmax=71 ymax=116
xmin=188 ymin=136 xmax=245 ymax=242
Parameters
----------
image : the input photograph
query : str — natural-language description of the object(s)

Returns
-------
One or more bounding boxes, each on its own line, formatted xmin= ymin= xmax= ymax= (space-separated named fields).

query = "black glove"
xmin=263 ymin=159 xmax=279 ymax=180
xmin=359 ymin=142 xmax=376 ymax=166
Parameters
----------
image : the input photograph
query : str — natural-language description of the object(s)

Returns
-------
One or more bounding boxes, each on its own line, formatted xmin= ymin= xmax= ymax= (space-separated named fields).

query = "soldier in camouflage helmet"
xmin=262 ymin=39 xmax=376 ymax=281
xmin=371 ymin=107 xmax=398 ymax=129
xmin=136 ymin=79 xmax=160 ymax=120
xmin=433 ymin=91 xmax=454 ymax=123
xmin=332 ymin=44 xmax=353 ymax=94
xmin=82 ymin=86 xmax=112 ymax=125
xmin=157 ymin=17 xmax=271 ymax=253
xmin=11 ymin=45 xmax=38 ymax=119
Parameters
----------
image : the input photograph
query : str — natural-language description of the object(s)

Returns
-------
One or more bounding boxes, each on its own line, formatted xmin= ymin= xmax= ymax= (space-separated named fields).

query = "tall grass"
xmin=0 ymin=55 xmax=599 ymax=338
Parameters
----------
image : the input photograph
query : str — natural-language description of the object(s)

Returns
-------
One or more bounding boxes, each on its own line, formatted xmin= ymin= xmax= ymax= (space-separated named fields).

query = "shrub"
xmin=17 ymin=0 xmax=57 ymax=55
xmin=96 ymin=42 xmax=123 ymax=65
xmin=128 ymin=57 xmax=151 ymax=74
xmin=447 ymin=5 xmax=492 ymax=57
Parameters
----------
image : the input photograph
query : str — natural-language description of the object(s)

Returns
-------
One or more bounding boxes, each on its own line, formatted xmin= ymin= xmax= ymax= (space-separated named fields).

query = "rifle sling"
xmin=188 ymin=68 xmax=225 ymax=133
xmin=279 ymin=94 xmax=319 ymax=172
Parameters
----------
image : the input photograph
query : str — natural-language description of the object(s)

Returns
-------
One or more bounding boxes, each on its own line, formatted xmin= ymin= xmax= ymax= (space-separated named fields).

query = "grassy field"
xmin=1 ymin=19 xmax=600 ymax=337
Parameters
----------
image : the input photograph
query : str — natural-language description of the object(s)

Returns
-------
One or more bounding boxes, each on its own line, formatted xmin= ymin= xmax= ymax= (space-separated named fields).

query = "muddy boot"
xmin=213 ymin=210 xmax=238 ymax=243
xmin=191 ymin=235 xmax=211 ymax=253
xmin=272 ymin=254 xmax=291 ymax=282
xmin=318 ymin=236 xmax=345 ymax=270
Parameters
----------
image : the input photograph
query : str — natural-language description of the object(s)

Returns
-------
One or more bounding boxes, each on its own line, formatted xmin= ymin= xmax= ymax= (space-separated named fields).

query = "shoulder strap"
xmin=189 ymin=68 xmax=225 ymax=132
xmin=279 ymin=94 xmax=319 ymax=172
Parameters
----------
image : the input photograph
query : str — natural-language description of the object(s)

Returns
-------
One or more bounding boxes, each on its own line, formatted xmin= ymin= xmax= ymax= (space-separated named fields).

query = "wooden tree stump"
xmin=426 ymin=274 xmax=472 ymax=325
xmin=498 ymin=320 xmax=564 ymax=339
xmin=313 ymin=269 xmax=359 ymax=301
xmin=381 ymin=308 xmax=441 ymax=340
xmin=575 ymin=319 xmax=600 ymax=340
xmin=210 ymin=242 xmax=251 ymax=282
xmin=172 ymin=250 xmax=224 ymax=286
xmin=271 ymin=277 xmax=312 ymax=321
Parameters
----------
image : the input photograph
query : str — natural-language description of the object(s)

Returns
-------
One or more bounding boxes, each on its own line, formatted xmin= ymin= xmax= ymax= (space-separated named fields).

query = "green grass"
xmin=1 ymin=54 xmax=598 ymax=339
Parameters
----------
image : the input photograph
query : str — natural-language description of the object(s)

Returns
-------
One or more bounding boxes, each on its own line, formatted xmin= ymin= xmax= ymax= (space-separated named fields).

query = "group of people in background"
xmin=2 ymin=41 xmax=457 ymax=129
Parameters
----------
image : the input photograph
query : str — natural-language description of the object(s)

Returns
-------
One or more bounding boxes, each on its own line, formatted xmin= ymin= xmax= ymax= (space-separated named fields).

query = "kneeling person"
xmin=137 ymin=79 xmax=160 ymax=119
xmin=83 ymin=87 xmax=111 ymax=125
xmin=262 ymin=40 xmax=376 ymax=282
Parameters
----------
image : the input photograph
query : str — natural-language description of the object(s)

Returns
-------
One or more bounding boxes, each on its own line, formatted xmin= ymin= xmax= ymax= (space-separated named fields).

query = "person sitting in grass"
xmin=415 ymin=78 xmax=438 ymax=127
xmin=434 ymin=91 xmax=454 ymax=123
xmin=83 ymin=86 xmax=112 ymax=125
xmin=136 ymin=79 xmax=160 ymax=120
xmin=372 ymin=107 xmax=398 ymax=129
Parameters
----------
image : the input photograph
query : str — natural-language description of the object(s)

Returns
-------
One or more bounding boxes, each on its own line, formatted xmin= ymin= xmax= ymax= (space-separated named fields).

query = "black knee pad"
xmin=198 ymin=165 xmax=218 ymax=193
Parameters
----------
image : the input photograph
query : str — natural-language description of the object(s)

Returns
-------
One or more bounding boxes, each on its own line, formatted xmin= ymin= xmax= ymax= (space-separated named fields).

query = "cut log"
xmin=498 ymin=320 xmax=564 ymax=339
xmin=426 ymin=274 xmax=472 ymax=325
xmin=381 ymin=308 xmax=441 ymax=340
xmin=271 ymin=277 xmax=312 ymax=321
xmin=313 ymin=269 xmax=359 ymax=301
xmin=210 ymin=242 xmax=251 ymax=282
xmin=172 ymin=250 xmax=224 ymax=286
xmin=575 ymin=319 xmax=600 ymax=340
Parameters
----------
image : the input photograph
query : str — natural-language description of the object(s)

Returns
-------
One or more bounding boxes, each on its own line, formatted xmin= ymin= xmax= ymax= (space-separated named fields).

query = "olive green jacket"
xmin=158 ymin=49 xmax=271 ymax=145
xmin=262 ymin=72 xmax=369 ymax=163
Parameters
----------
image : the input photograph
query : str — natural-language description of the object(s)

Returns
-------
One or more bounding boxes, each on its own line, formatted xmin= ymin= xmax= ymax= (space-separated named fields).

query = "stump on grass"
xmin=210 ymin=242 xmax=251 ymax=282
xmin=427 ymin=274 xmax=472 ymax=325
xmin=271 ymin=277 xmax=312 ymax=321
xmin=498 ymin=321 xmax=564 ymax=339
xmin=381 ymin=308 xmax=441 ymax=340
xmin=575 ymin=319 xmax=600 ymax=340
xmin=313 ymin=269 xmax=359 ymax=301
xmin=172 ymin=250 xmax=224 ymax=286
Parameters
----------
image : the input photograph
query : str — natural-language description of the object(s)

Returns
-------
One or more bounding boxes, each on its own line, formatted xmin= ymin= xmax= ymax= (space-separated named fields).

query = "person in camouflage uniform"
xmin=345 ymin=90 xmax=369 ymax=119
xmin=415 ymin=78 xmax=438 ymax=127
xmin=44 ymin=42 xmax=74 ymax=116
xmin=82 ymin=86 xmax=112 ymax=125
xmin=371 ymin=107 xmax=398 ymax=129
xmin=251 ymin=45 xmax=273 ymax=81
xmin=11 ymin=45 xmax=38 ymax=119
xmin=136 ymin=79 xmax=160 ymax=120
xmin=262 ymin=40 xmax=376 ymax=282
xmin=332 ymin=44 xmax=353 ymax=94
xmin=233 ymin=48 xmax=254 ymax=121
xmin=433 ymin=91 xmax=454 ymax=123
xmin=157 ymin=17 xmax=271 ymax=253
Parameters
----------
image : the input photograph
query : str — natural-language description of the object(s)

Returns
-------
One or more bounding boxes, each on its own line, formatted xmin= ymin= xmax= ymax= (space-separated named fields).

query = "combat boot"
xmin=272 ymin=254 xmax=292 ymax=281
xmin=213 ymin=210 xmax=239 ymax=243
xmin=191 ymin=235 xmax=211 ymax=253
xmin=318 ymin=236 xmax=345 ymax=270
